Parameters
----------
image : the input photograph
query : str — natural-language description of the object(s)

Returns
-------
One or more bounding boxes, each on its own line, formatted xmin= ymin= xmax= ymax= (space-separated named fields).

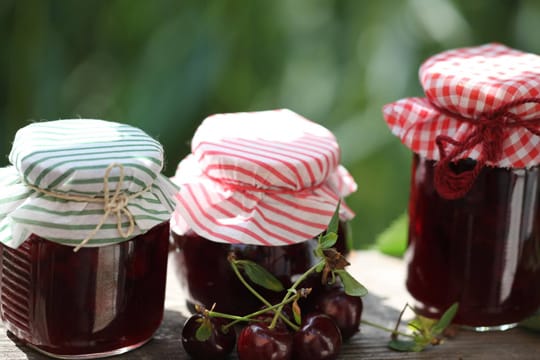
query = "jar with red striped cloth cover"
xmin=170 ymin=109 xmax=357 ymax=315
xmin=383 ymin=43 xmax=540 ymax=330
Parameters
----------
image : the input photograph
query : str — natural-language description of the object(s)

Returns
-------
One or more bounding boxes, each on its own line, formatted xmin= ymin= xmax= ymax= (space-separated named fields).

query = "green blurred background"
xmin=1 ymin=0 xmax=539 ymax=249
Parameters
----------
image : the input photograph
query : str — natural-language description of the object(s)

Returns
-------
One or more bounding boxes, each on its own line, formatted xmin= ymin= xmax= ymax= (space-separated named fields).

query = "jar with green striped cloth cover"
xmin=0 ymin=119 xmax=178 ymax=359
xmin=0 ymin=119 xmax=178 ymax=249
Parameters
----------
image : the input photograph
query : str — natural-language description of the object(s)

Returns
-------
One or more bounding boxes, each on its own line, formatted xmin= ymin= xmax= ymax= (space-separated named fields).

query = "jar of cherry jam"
xmin=383 ymin=44 xmax=540 ymax=330
xmin=0 ymin=120 xmax=178 ymax=358
xmin=170 ymin=109 xmax=357 ymax=316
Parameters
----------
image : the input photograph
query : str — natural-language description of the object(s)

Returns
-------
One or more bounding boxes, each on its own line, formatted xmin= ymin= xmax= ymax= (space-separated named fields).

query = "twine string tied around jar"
xmin=26 ymin=163 xmax=152 ymax=252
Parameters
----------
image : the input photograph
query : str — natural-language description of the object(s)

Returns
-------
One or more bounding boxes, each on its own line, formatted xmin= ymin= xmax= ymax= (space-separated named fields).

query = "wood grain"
xmin=1 ymin=251 xmax=540 ymax=359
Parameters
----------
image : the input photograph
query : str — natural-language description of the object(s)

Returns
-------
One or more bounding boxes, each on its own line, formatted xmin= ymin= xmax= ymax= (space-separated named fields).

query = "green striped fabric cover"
xmin=0 ymin=119 xmax=178 ymax=248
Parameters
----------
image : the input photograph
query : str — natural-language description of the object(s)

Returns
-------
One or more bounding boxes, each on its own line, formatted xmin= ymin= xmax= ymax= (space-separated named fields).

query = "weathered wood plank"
xmin=1 ymin=251 xmax=539 ymax=359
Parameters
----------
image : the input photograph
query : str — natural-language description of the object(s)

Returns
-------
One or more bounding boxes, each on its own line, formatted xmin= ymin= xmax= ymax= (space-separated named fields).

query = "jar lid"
xmin=383 ymin=43 xmax=540 ymax=198
xmin=171 ymin=109 xmax=357 ymax=246
xmin=384 ymin=43 xmax=540 ymax=167
xmin=0 ymin=119 xmax=178 ymax=249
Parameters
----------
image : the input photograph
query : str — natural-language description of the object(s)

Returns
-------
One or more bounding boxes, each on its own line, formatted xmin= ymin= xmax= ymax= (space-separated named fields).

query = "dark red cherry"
xmin=237 ymin=323 xmax=293 ymax=360
xmin=182 ymin=314 xmax=235 ymax=360
xmin=312 ymin=287 xmax=363 ymax=340
xmin=292 ymin=313 xmax=342 ymax=360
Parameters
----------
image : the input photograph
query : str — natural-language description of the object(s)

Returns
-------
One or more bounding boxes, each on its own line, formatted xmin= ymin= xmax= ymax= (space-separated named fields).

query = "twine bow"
xmin=434 ymin=98 xmax=540 ymax=199
xmin=27 ymin=163 xmax=151 ymax=252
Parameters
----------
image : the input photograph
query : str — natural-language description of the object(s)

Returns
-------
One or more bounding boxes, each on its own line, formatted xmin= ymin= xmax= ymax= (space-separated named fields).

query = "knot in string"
xmin=434 ymin=97 xmax=540 ymax=199
xmin=27 ymin=163 xmax=151 ymax=252
xmin=105 ymin=194 xmax=129 ymax=213
xmin=476 ymin=114 xmax=505 ymax=161
xmin=96 ymin=163 xmax=139 ymax=244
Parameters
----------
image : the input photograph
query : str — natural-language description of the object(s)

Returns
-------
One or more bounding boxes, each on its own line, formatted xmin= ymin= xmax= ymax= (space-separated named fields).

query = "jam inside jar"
xmin=0 ymin=221 xmax=170 ymax=358
xmin=407 ymin=154 xmax=540 ymax=329
xmin=171 ymin=221 xmax=348 ymax=316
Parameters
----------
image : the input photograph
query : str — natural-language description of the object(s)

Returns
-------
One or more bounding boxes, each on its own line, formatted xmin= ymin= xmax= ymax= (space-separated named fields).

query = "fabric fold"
xmin=172 ymin=109 xmax=357 ymax=245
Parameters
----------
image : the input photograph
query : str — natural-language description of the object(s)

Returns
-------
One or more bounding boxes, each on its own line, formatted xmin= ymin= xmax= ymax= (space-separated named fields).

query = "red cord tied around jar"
xmin=434 ymin=98 xmax=540 ymax=199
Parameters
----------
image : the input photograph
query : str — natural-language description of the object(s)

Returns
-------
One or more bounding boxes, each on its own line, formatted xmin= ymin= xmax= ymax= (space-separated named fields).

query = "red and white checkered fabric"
xmin=383 ymin=43 xmax=540 ymax=168
xmin=171 ymin=109 xmax=357 ymax=246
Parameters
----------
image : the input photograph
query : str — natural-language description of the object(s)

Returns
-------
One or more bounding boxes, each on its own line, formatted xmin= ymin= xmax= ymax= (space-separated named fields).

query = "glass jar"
xmin=170 ymin=109 xmax=357 ymax=316
xmin=0 ymin=119 xmax=178 ymax=357
xmin=0 ymin=221 xmax=169 ymax=358
xmin=383 ymin=43 xmax=540 ymax=330
xmin=406 ymin=155 xmax=540 ymax=329
xmin=170 ymin=222 xmax=348 ymax=315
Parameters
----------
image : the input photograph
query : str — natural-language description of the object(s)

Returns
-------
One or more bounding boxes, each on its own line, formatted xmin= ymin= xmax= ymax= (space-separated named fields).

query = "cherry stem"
xmin=269 ymin=260 xmax=325 ymax=329
xmin=392 ymin=302 xmax=410 ymax=340
xmin=361 ymin=319 xmax=415 ymax=339
xmin=206 ymin=311 xmax=250 ymax=322
xmin=218 ymin=296 xmax=300 ymax=331
xmin=229 ymin=258 xmax=299 ymax=330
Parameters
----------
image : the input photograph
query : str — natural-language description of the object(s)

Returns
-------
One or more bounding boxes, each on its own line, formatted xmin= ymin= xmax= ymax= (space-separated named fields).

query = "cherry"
xmin=292 ymin=313 xmax=342 ymax=360
xmin=237 ymin=323 xmax=293 ymax=360
xmin=312 ymin=287 xmax=363 ymax=340
xmin=181 ymin=314 xmax=235 ymax=360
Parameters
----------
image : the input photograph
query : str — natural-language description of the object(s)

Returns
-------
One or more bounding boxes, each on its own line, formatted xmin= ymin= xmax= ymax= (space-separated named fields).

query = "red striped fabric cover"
xmin=383 ymin=43 xmax=540 ymax=167
xmin=171 ymin=109 xmax=357 ymax=246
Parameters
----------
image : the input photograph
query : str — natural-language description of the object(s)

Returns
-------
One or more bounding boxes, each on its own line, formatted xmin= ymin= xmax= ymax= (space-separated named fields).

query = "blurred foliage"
xmin=1 ymin=0 xmax=539 ymax=249
xmin=375 ymin=212 xmax=408 ymax=257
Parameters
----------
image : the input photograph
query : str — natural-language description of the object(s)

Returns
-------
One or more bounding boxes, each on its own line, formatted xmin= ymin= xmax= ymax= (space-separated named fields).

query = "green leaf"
xmin=238 ymin=260 xmax=284 ymax=292
xmin=319 ymin=232 xmax=338 ymax=249
xmin=431 ymin=303 xmax=459 ymax=336
xmin=315 ymin=261 xmax=326 ymax=273
xmin=388 ymin=339 xmax=425 ymax=352
xmin=314 ymin=244 xmax=324 ymax=259
xmin=375 ymin=212 xmax=408 ymax=257
xmin=519 ymin=311 xmax=540 ymax=331
xmin=335 ymin=269 xmax=368 ymax=296
xmin=326 ymin=201 xmax=341 ymax=235
xmin=195 ymin=319 xmax=212 ymax=342
xmin=409 ymin=315 xmax=436 ymax=335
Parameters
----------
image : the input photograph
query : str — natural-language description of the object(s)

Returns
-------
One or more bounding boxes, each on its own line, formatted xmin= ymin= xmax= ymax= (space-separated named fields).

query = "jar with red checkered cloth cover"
xmin=383 ymin=43 xmax=540 ymax=330
xmin=169 ymin=109 xmax=357 ymax=315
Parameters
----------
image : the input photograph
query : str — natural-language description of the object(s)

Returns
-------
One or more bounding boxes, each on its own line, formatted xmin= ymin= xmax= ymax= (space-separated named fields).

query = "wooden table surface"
xmin=1 ymin=250 xmax=540 ymax=359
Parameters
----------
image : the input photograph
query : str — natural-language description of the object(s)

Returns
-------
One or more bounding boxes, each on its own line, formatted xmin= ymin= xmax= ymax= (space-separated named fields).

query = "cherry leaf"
xmin=431 ymin=302 xmax=459 ymax=336
xmin=520 ymin=311 xmax=540 ymax=331
xmin=195 ymin=319 xmax=212 ymax=342
xmin=335 ymin=269 xmax=368 ymax=297
xmin=326 ymin=201 xmax=341 ymax=236
xmin=238 ymin=260 xmax=284 ymax=292
xmin=388 ymin=339 xmax=425 ymax=352
xmin=319 ymin=232 xmax=338 ymax=249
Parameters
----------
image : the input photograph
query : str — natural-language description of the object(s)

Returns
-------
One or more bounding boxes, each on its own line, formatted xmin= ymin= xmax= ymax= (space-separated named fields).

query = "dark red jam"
xmin=0 ymin=221 xmax=170 ymax=358
xmin=407 ymin=154 xmax=540 ymax=328
xmin=171 ymin=222 xmax=348 ymax=316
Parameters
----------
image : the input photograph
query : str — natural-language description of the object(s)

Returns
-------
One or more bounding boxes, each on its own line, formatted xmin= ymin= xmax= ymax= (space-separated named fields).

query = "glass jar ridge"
xmin=0 ymin=222 xmax=170 ymax=359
